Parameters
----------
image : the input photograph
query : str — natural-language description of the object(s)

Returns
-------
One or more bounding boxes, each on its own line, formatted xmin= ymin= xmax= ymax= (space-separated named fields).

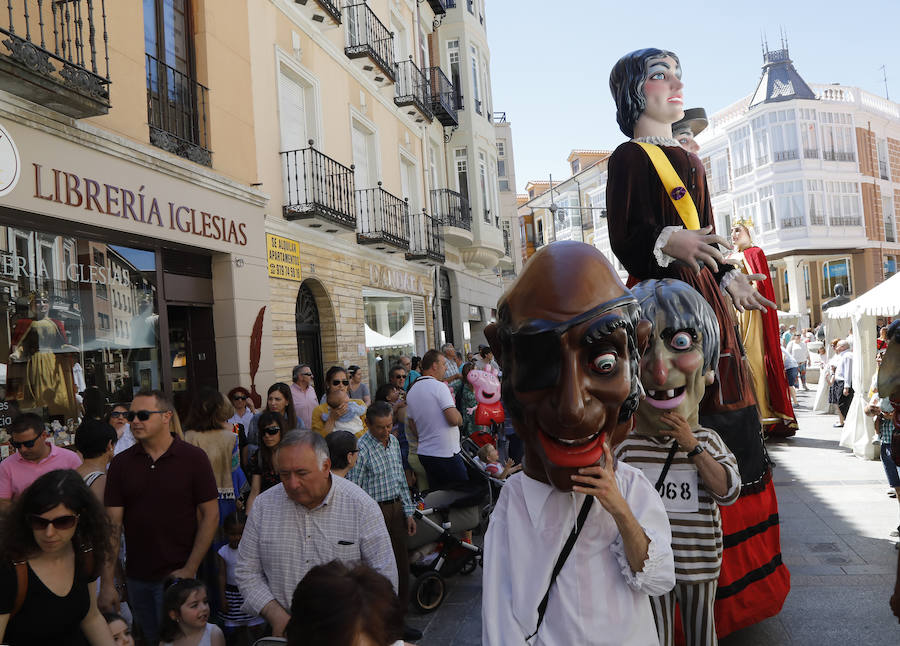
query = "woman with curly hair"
xmin=184 ymin=387 xmax=241 ymax=524
xmin=0 ymin=469 xmax=115 ymax=645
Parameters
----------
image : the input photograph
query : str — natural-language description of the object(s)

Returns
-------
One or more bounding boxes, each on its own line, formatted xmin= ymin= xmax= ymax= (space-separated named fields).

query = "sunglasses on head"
xmin=332 ymin=379 xmax=350 ymax=386
xmin=263 ymin=426 xmax=281 ymax=436
xmin=10 ymin=436 xmax=42 ymax=450
xmin=501 ymin=294 xmax=637 ymax=392
xmin=124 ymin=410 xmax=166 ymax=422
xmin=232 ymin=395 xmax=248 ymax=401
xmin=28 ymin=513 xmax=79 ymax=531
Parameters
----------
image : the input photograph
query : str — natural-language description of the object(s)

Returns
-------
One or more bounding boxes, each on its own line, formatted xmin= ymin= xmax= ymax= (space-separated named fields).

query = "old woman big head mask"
xmin=484 ymin=241 xmax=650 ymax=491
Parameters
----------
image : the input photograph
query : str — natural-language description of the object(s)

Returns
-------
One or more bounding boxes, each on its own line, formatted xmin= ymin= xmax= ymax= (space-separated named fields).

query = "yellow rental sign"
xmin=266 ymin=234 xmax=302 ymax=282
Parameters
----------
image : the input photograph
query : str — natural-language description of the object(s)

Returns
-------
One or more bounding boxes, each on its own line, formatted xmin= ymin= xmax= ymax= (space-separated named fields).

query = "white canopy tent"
xmin=826 ymin=272 xmax=900 ymax=458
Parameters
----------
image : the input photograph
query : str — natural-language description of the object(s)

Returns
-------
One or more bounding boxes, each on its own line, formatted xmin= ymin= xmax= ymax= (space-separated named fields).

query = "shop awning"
xmin=365 ymin=318 xmax=414 ymax=349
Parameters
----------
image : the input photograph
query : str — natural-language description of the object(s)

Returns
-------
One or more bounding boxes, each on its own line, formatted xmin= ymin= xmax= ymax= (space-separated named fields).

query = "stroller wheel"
xmin=413 ymin=571 xmax=446 ymax=613
xmin=460 ymin=555 xmax=478 ymax=576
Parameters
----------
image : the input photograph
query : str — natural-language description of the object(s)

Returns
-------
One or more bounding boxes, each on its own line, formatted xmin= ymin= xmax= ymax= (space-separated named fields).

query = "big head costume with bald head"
xmin=485 ymin=241 xmax=650 ymax=491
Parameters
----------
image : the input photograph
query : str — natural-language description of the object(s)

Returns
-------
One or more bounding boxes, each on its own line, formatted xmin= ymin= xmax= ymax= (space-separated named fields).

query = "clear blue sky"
xmin=486 ymin=0 xmax=900 ymax=192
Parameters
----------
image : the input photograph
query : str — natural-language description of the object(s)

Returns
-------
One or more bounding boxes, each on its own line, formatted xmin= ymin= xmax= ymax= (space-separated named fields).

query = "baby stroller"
xmin=406 ymin=444 xmax=502 ymax=613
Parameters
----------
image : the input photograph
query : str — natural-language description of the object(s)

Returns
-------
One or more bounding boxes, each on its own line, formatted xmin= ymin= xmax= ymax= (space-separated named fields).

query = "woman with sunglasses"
xmin=311 ymin=367 xmax=368 ymax=437
xmin=226 ymin=387 xmax=255 ymax=466
xmin=105 ymin=404 xmax=135 ymax=457
xmin=246 ymin=383 xmax=298 ymax=456
xmin=245 ymin=411 xmax=287 ymax=514
xmin=0 ymin=469 xmax=116 ymax=645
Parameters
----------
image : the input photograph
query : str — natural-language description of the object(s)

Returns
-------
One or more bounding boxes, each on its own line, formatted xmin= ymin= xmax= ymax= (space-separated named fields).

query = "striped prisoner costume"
xmin=617 ymin=428 xmax=740 ymax=646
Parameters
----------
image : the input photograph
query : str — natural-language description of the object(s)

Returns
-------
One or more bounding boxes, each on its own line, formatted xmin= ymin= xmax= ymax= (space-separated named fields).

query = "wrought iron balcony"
xmin=145 ymin=54 xmax=211 ymax=166
xmin=293 ymin=0 xmax=341 ymax=24
xmin=502 ymin=227 xmax=511 ymax=257
xmin=0 ymin=0 xmax=110 ymax=117
xmin=356 ymin=183 xmax=409 ymax=251
xmin=430 ymin=188 xmax=471 ymax=230
xmin=394 ymin=57 xmax=431 ymax=122
xmin=344 ymin=2 xmax=395 ymax=84
xmin=803 ymin=148 xmax=819 ymax=159
xmin=774 ymin=149 xmax=798 ymax=162
xmin=427 ymin=66 xmax=457 ymax=127
xmin=424 ymin=0 xmax=448 ymax=15
xmin=282 ymin=142 xmax=357 ymax=231
xmin=407 ymin=209 xmax=444 ymax=264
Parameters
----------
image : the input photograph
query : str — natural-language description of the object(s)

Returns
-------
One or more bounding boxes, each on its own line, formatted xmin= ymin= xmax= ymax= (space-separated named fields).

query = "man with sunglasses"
xmin=0 ymin=412 xmax=82 ymax=509
xmin=101 ymin=389 xmax=219 ymax=644
xmin=481 ymin=242 xmax=674 ymax=645
xmin=291 ymin=364 xmax=318 ymax=430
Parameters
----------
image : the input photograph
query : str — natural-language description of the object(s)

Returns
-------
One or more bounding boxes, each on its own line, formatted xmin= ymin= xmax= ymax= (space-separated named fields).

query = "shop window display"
xmin=363 ymin=293 xmax=414 ymax=394
xmin=0 ymin=228 xmax=160 ymax=450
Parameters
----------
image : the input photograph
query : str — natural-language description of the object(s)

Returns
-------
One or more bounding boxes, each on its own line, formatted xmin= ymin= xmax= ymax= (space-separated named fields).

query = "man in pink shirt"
xmin=0 ymin=412 xmax=82 ymax=509
xmin=290 ymin=364 xmax=319 ymax=430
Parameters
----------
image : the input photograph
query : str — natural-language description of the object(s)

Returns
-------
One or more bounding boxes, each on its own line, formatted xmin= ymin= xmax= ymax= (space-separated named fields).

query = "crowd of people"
xmin=0 ymin=342 xmax=513 ymax=646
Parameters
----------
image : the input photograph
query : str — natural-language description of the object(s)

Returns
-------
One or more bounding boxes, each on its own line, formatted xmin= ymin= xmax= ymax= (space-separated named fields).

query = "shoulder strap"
xmin=84 ymin=471 xmax=105 ymax=487
xmin=526 ymin=495 xmax=595 ymax=641
xmin=11 ymin=560 xmax=27 ymax=618
xmin=634 ymin=142 xmax=700 ymax=230
xmin=654 ymin=441 xmax=679 ymax=492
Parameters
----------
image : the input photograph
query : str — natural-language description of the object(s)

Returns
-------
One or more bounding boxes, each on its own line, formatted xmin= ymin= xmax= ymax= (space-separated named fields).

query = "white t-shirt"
xmin=406 ymin=376 xmax=459 ymax=458
xmin=788 ymin=340 xmax=809 ymax=364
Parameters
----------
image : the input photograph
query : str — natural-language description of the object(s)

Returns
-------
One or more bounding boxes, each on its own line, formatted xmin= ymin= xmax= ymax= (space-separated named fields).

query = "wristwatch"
xmin=686 ymin=444 xmax=705 ymax=459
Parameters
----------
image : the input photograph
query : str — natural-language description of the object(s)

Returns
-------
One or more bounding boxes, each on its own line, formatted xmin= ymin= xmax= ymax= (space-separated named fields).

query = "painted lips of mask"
xmin=644 ymin=385 xmax=686 ymax=410
xmin=539 ymin=429 xmax=608 ymax=468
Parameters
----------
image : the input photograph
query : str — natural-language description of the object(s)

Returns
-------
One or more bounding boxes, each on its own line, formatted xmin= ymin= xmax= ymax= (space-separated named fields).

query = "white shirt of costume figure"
xmin=636 ymin=56 xmax=684 ymax=133
xmin=633 ymin=310 xmax=714 ymax=436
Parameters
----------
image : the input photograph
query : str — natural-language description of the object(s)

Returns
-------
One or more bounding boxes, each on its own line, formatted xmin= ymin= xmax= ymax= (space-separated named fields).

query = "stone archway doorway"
xmin=295 ymin=281 xmax=324 ymax=400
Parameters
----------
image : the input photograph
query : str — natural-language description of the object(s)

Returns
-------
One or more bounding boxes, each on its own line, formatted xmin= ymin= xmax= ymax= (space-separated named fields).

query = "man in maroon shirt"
xmin=100 ymin=389 xmax=218 ymax=645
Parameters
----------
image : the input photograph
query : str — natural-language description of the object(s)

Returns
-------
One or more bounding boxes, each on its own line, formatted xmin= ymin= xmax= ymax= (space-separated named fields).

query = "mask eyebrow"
xmin=583 ymin=313 xmax=631 ymax=346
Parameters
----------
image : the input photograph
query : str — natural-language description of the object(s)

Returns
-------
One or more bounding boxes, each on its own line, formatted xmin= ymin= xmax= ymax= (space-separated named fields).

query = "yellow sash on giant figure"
xmin=635 ymin=142 xmax=700 ymax=231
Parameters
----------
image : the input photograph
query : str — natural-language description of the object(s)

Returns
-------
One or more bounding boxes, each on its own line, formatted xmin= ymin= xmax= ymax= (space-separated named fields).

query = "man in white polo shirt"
xmin=0 ymin=412 xmax=82 ymax=509
xmin=406 ymin=349 xmax=465 ymax=489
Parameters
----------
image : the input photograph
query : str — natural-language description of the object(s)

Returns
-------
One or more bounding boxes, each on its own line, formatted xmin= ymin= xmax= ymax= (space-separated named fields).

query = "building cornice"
xmin=0 ymin=92 xmax=270 ymax=208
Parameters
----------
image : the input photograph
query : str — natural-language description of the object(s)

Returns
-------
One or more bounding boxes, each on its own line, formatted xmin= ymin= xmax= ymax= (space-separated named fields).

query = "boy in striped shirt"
xmin=617 ymin=279 xmax=740 ymax=646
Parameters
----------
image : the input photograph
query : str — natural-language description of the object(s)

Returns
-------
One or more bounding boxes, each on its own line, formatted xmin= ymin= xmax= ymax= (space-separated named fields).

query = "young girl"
xmin=103 ymin=612 xmax=134 ymax=646
xmin=159 ymin=579 xmax=225 ymax=646
xmin=217 ymin=512 xmax=264 ymax=644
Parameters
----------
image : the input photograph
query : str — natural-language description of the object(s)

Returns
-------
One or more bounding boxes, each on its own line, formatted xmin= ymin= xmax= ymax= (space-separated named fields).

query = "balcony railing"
xmin=734 ymin=164 xmax=752 ymax=177
xmin=809 ymin=210 xmax=826 ymax=226
xmin=295 ymin=0 xmax=342 ymax=23
xmin=424 ymin=0 xmax=448 ymax=15
xmin=780 ymin=216 xmax=804 ymax=229
xmin=407 ymin=210 xmax=444 ymax=263
xmin=879 ymin=161 xmax=890 ymax=180
xmin=830 ymin=215 xmax=862 ymax=226
xmin=804 ymin=148 xmax=819 ymax=159
xmin=145 ymin=53 xmax=211 ymax=166
xmin=774 ymin=149 xmax=798 ymax=162
xmin=756 ymin=155 xmax=769 ymax=165
xmin=281 ymin=142 xmax=356 ymax=229
xmin=427 ymin=66 xmax=458 ymax=127
xmin=344 ymin=2 xmax=395 ymax=83
xmin=394 ymin=57 xmax=431 ymax=122
xmin=0 ymin=0 xmax=111 ymax=117
xmin=356 ymin=183 xmax=409 ymax=250
xmin=823 ymin=150 xmax=856 ymax=162
xmin=431 ymin=188 xmax=471 ymax=230
xmin=502 ymin=228 xmax=511 ymax=257
xmin=493 ymin=111 xmax=507 ymax=123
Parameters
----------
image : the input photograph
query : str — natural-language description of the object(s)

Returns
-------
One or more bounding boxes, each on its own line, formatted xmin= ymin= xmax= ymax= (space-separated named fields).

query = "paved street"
xmin=407 ymin=389 xmax=900 ymax=644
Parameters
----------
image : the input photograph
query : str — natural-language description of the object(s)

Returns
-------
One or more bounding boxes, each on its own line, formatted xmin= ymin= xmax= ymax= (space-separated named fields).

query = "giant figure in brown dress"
xmin=607 ymin=48 xmax=790 ymax=637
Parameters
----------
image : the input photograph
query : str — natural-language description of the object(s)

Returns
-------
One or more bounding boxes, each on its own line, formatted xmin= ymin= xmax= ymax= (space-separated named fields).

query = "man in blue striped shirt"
xmin=348 ymin=401 xmax=417 ymax=630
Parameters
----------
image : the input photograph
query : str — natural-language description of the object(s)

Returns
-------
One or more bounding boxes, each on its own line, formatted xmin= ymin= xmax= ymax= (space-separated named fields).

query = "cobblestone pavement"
xmin=406 ymin=389 xmax=900 ymax=644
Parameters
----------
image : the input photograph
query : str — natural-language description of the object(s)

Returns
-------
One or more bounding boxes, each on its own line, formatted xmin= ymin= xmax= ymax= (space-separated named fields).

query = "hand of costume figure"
xmin=658 ymin=412 xmax=699 ymax=452
xmin=571 ymin=443 xmax=628 ymax=517
xmin=407 ymin=516 xmax=417 ymax=536
xmin=661 ymin=226 xmax=731 ymax=274
xmin=726 ymin=272 xmax=776 ymax=312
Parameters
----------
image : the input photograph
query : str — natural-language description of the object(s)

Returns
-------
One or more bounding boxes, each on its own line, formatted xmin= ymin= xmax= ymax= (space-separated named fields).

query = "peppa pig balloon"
xmin=466 ymin=364 xmax=505 ymax=427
